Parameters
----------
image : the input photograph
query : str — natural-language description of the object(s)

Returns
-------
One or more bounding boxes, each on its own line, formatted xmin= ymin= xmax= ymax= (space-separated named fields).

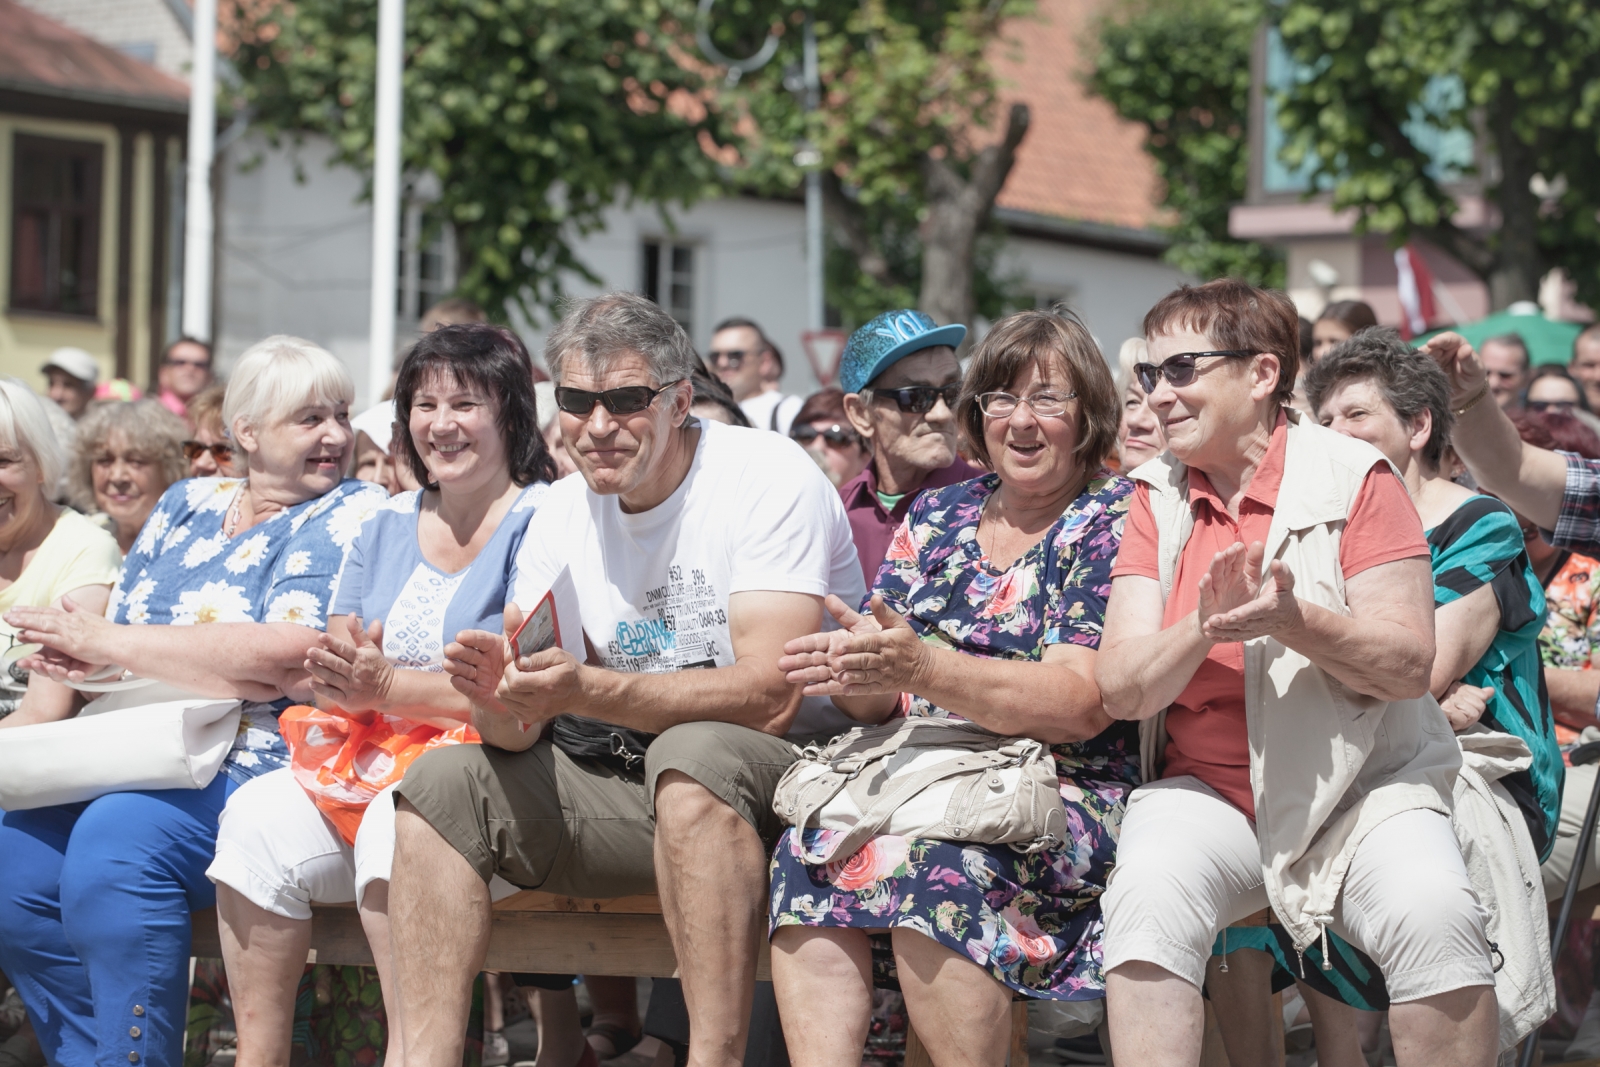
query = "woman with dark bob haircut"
xmin=207 ymin=321 xmax=559 ymax=1067
xmin=769 ymin=307 xmax=1140 ymax=1065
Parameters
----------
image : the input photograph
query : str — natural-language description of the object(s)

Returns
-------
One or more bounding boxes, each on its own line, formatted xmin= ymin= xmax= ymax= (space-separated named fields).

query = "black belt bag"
xmin=549 ymin=715 xmax=656 ymax=774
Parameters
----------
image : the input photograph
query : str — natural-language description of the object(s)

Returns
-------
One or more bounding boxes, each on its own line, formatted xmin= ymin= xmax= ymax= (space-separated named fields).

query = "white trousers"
xmin=1101 ymin=775 xmax=1496 ymax=1003
xmin=206 ymin=766 xmax=518 ymax=920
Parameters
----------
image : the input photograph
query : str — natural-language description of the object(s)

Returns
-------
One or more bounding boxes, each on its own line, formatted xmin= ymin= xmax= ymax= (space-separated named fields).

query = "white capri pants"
xmin=206 ymin=766 xmax=518 ymax=920
xmin=1101 ymin=776 xmax=1496 ymax=1003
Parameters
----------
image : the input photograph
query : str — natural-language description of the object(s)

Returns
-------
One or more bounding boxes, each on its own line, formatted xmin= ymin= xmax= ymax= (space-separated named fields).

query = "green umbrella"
xmin=1417 ymin=309 xmax=1584 ymax=366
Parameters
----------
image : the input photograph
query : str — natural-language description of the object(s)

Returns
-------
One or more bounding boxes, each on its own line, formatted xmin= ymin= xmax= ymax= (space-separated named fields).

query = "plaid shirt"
xmin=1552 ymin=452 xmax=1600 ymax=555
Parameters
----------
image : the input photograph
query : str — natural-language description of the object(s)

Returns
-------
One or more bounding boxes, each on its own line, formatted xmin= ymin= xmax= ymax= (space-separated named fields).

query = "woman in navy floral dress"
xmin=771 ymin=309 xmax=1138 ymax=1067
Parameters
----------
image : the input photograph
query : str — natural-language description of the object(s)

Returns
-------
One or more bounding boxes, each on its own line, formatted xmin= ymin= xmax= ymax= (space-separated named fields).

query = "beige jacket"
xmin=1131 ymin=409 xmax=1462 ymax=953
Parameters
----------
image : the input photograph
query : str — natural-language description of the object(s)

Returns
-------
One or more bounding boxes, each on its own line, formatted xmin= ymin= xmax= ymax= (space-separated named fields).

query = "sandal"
xmin=584 ymin=1022 xmax=643 ymax=1061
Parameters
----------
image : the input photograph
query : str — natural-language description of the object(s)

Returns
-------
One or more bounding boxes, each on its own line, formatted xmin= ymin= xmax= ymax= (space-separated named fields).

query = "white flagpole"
xmin=180 ymin=0 xmax=217 ymax=341
xmin=366 ymin=0 xmax=405 ymax=407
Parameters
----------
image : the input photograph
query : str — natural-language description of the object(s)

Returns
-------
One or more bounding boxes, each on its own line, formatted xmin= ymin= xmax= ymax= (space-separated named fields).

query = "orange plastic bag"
xmin=278 ymin=705 xmax=479 ymax=845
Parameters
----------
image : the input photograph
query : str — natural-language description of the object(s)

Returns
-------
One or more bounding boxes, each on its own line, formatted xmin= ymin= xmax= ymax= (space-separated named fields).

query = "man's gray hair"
xmin=544 ymin=292 xmax=701 ymax=386
xmin=1304 ymin=327 xmax=1454 ymax=468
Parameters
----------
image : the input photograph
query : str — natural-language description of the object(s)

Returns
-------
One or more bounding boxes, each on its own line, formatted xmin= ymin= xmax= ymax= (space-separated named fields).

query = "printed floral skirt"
xmin=767 ymin=754 xmax=1137 ymax=1000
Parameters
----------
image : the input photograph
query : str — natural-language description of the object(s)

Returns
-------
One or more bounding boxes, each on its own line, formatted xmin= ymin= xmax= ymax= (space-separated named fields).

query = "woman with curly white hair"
xmin=0 ymin=337 xmax=387 ymax=1067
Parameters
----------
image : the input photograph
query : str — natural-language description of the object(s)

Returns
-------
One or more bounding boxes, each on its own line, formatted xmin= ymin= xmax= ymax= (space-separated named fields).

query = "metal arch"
xmin=695 ymin=0 xmax=782 ymax=83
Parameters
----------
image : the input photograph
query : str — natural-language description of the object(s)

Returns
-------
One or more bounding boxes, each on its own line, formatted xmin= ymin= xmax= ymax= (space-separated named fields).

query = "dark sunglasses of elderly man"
xmin=182 ymin=440 xmax=235 ymax=463
xmin=1525 ymin=399 xmax=1578 ymax=414
xmin=1134 ymin=350 xmax=1254 ymax=393
xmin=554 ymin=380 xmax=685 ymax=416
xmin=707 ymin=349 xmax=750 ymax=368
xmin=790 ymin=423 xmax=861 ymax=447
xmin=871 ymin=383 xmax=961 ymax=414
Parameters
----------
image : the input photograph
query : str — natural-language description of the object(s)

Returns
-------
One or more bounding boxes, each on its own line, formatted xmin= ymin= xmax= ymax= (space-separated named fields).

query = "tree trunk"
xmin=918 ymin=103 xmax=1030 ymax=334
xmin=1486 ymin=87 xmax=1543 ymax=309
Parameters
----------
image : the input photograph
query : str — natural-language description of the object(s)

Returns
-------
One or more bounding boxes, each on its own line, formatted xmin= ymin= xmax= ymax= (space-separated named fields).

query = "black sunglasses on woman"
xmin=1133 ymin=350 xmax=1253 ymax=393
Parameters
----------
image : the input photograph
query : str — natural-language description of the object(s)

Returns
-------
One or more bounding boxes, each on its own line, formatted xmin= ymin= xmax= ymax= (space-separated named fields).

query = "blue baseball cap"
xmin=837 ymin=310 xmax=967 ymax=394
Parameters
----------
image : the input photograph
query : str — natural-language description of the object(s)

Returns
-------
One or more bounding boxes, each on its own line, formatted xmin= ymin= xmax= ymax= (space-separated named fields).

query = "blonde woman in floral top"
xmin=0 ymin=336 xmax=384 ymax=1067
xmin=771 ymin=310 xmax=1135 ymax=1067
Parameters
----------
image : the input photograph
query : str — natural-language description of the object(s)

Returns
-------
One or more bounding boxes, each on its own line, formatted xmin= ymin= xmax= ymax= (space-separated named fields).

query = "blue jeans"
xmin=0 ymin=775 xmax=238 ymax=1067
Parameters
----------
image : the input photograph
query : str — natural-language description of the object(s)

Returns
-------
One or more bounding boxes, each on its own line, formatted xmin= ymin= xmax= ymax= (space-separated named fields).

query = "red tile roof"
xmin=0 ymin=0 xmax=188 ymax=109
xmin=993 ymin=0 xmax=1166 ymax=231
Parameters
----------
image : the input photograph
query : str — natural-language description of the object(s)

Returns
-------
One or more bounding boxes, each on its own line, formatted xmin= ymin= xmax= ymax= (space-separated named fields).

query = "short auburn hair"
xmin=1142 ymin=279 xmax=1301 ymax=407
xmin=958 ymin=307 xmax=1118 ymax=472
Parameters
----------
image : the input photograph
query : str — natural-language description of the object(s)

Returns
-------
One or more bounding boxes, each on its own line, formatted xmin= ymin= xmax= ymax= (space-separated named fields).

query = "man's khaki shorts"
xmin=394 ymin=721 xmax=799 ymax=898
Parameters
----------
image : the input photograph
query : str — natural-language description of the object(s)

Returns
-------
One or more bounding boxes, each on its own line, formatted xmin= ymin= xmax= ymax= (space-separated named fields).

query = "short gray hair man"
xmin=545 ymin=291 xmax=701 ymax=385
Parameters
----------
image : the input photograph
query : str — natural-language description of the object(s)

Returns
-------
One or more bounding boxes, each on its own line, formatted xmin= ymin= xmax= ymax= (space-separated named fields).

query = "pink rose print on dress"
xmin=826 ymin=835 xmax=912 ymax=891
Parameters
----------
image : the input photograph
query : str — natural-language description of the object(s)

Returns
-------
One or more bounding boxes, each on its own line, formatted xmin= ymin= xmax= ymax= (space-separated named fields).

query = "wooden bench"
xmin=191 ymin=894 xmax=1030 ymax=1066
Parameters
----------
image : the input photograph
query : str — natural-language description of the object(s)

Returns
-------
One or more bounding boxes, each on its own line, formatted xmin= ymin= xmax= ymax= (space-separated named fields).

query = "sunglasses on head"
xmin=791 ymin=423 xmax=861 ymax=447
xmin=553 ymin=380 xmax=684 ymax=416
xmin=1134 ymin=350 xmax=1253 ymax=393
xmin=870 ymin=383 xmax=961 ymax=414
xmin=182 ymin=440 xmax=234 ymax=463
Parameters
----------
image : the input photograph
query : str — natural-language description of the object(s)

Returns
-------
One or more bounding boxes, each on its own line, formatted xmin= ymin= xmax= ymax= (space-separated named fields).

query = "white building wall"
xmin=210 ymin=136 xmax=1189 ymax=407
xmin=999 ymin=236 xmax=1191 ymax=358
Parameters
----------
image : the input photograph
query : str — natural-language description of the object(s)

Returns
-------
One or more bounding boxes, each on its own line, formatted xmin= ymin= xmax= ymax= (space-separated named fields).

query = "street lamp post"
xmin=697 ymin=1 xmax=824 ymax=332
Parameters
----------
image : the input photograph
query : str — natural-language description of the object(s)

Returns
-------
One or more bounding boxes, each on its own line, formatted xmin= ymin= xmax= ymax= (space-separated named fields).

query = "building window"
xmin=10 ymin=134 xmax=103 ymax=317
xmin=396 ymin=202 xmax=457 ymax=323
xmin=641 ymin=240 xmax=694 ymax=334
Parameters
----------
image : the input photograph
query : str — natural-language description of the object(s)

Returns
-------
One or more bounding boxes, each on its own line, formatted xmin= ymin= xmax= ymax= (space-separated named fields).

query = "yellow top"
xmin=0 ymin=507 xmax=123 ymax=615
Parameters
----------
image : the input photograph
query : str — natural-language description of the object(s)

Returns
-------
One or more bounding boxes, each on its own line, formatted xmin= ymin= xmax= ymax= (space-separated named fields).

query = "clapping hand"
xmin=777 ymin=594 xmax=928 ymax=696
xmin=445 ymin=604 xmax=582 ymax=732
xmin=1197 ymin=541 xmax=1303 ymax=643
xmin=9 ymin=599 xmax=115 ymax=681
xmin=305 ymin=614 xmax=394 ymax=716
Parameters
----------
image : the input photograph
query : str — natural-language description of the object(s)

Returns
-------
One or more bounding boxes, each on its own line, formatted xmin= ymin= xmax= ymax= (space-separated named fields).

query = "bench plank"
xmin=190 ymin=903 xmax=771 ymax=980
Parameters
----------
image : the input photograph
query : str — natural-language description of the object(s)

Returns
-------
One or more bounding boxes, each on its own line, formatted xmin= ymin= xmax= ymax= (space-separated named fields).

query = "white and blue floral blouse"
xmin=106 ymin=477 xmax=387 ymax=783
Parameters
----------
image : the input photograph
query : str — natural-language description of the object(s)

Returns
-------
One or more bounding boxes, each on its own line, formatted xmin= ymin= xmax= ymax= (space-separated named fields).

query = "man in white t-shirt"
xmin=709 ymin=317 xmax=803 ymax=434
xmin=387 ymin=292 xmax=864 ymax=1067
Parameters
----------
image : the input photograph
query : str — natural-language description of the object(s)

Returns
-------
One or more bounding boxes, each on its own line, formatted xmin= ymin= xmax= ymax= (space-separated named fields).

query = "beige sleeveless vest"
xmin=1130 ymin=408 xmax=1461 ymax=953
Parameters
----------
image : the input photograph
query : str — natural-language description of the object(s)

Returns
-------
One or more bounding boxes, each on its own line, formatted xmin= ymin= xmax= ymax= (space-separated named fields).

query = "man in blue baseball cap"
xmin=836 ymin=309 xmax=980 ymax=581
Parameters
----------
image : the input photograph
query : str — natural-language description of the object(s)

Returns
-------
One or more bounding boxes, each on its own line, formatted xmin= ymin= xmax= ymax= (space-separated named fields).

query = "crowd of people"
xmin=3 ymin=280 xmax=1600 ymax=1067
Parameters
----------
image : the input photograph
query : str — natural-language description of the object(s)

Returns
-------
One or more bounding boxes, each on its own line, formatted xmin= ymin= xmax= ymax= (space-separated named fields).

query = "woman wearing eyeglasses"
xmin=770 ymin=308 xmax=1137 ymax=1067
xmin=1094 ymin=280 xmax=1495 ymax=1066
xmin=70 ymin=399 xmax=191 ymax=556
xmin=185 ymin=384 xmax=248 ymax=478
xmin=789 ymin=388 xmax=871 ymax=487
xmin=835 ymin=309 xmax=980 ymax=584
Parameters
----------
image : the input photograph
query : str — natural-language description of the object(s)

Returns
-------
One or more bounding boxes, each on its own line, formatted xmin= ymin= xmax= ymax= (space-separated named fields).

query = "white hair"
xmin=223 ymin=335 xmax=354 ymax=438
xmin=1116 ymin=337 xmax=1149 ymax=395
xmin=0 ymin=377 xmax=67 ymax=493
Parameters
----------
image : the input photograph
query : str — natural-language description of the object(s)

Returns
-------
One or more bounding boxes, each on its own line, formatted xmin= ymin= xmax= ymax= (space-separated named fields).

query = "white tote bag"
xmin=0 ymin=678 xmax=241 ymax=810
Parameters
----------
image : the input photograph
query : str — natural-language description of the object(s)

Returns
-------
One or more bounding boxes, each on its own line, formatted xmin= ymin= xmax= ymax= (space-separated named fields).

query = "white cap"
xmin=41 ymin=347 xmax=99 ymax=385
xmin=351 ymin=400 xmax=396 ymax=448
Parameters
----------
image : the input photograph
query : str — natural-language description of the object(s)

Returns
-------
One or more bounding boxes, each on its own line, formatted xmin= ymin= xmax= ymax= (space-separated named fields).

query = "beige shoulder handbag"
xmin=772 ymin=717 xmax=1067 ymax=864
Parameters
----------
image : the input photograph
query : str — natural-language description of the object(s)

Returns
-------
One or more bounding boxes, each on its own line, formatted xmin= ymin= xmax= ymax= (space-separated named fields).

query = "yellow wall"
xmin=0 ymin=114 xmax=154 ymax=392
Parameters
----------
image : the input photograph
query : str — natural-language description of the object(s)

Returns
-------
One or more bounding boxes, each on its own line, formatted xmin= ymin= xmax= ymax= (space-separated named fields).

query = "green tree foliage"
xmin=1089 ymin=0 xmax=1283 ymax=288
xmin=229 ymin=0 xmax=726 ymax=322
xmin=709 ymin=0 xmax=1031 ymax=330
xmin=1272 ymin=0 xmax=1600 ymax=308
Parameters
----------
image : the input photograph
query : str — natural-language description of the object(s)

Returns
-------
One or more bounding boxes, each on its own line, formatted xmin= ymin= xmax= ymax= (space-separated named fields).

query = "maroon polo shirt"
xmin=839 ymin=456 xmax=981 ymax=586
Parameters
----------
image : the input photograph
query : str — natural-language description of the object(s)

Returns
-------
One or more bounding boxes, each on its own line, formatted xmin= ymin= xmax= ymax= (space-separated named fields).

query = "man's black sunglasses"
xmin=791 ymin=423 xmax=861 ymax=447
xmin=1134 ymin=351 xmax=1253 ymax=393
xmin=870 ymin=383 xmax=961 ymax=414
xmin=1525 ymin=399 xmax=1578 ymax=414
xmin=554 ymin=380 xmax=685 ymax=416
